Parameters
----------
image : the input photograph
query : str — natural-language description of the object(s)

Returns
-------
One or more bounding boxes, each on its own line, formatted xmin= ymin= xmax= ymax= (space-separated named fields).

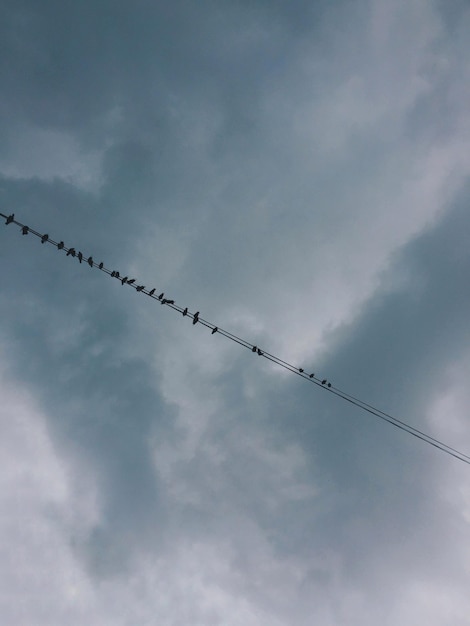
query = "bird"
xmin=321 ymin=380 xmax=327 ymax=385
xmin=192 ymin=312 xmax=200 ymax=325
xmin=148 ymin=288 xmax=156 ymax=296
xmin=309 ymin=373 xmax=314 ymax=378
xmin=115 ymin=271 xmax=120 ymax=279
xmin=327 ymin=383 xmax=332 ymax=388
xmin=22 ymin=226 xmax=29 ymax=235
xmin=99 ymin=262 xmax=104 ymax=270
xmin=77 ymin=251 xmax=83 ymax=263
xmin=299 ymin=368 xmax=304 ymax=373
xmin=111 ymin=271 xmax=116 ymax=278
xmin=211 ymin=327 xmax=218 ymax=334
xmin=257 ymin=349 xmax=263 ymax=356
xmin=87 ymin=257 xmax=93 ymax=267
xmin=57 ymin=241 xmax=64 ymax=250
xmin=66 ymin=248 xmax=76 ymax=257
xmin=252 ymin=346 xmax=257 ymax=353
xmin=41 ymin=234 xmax=49 ymax=244
xmin=136 ymin=285 xmax=145 ymax=292
xmin=5 ymin=214 xmax=14 ymax=225
xmin=158 ymin=292 xmax=164 ymax=300
xmin=127 ymin=279 xmax=135 ymax=285
xmin=162 ymin=298 xmax=174 ymax=305
xmin=121 ymin=276 xmax=128 ymax=285
xmin=182 ymin=307 xmax=188 ymax=316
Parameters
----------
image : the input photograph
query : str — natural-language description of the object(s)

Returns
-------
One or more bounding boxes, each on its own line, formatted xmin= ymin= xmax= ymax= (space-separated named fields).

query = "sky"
xmin=1 ymin=0 xmax=470 ymax=624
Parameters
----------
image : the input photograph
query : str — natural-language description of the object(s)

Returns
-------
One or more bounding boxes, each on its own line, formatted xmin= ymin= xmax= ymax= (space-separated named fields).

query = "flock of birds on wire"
xmin=3 ymin=213 xmax=332 ymax=384
xmin=2 ymin=211 xmax=470 ymax=466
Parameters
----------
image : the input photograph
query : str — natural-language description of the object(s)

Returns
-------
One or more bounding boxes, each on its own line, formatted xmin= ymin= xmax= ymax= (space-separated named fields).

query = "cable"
xmin=2 ymin=211 xmax=470 ymax=466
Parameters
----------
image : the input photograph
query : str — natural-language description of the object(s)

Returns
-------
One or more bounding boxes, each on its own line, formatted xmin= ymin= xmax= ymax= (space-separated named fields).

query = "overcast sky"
xmin=1 ymin=1 xmax=470 ymax=624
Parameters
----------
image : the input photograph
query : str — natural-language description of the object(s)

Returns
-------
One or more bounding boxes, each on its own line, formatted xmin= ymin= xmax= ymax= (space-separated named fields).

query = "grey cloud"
xmin=1 ymin=1 xmax=470 ymax=624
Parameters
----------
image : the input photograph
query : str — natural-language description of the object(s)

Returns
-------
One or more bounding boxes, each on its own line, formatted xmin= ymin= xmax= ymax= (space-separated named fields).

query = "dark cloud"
xmin=259 ymin=187 xmax=470 ymax=601
xmin=1 ymin=1 xmax=470 ymax=623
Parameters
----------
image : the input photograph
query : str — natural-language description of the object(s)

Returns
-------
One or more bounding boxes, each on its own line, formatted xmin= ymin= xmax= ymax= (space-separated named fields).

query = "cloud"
xmin=0 ymin=0 xmax=469 ymax=624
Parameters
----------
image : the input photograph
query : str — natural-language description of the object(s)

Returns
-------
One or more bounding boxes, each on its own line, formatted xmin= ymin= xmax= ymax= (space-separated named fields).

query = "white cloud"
xmin=0 ymin=126 xmax=103 ymax=191
xmin=0 ymin=367 xmax=100 ymax=624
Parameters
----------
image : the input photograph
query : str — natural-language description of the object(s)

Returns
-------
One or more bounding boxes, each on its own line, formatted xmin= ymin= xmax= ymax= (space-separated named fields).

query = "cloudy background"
xmin=1 ymin=0 xmax=470 ymax=624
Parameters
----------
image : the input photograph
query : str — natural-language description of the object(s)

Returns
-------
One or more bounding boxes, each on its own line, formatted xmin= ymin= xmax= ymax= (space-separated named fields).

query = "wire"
xmin=2 ymin=211 xmax=470 ymax=466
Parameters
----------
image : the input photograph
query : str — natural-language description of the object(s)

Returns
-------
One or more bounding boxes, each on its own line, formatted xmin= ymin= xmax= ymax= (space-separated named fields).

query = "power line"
xmin=2 ymin=211 xmax=470 ymax=466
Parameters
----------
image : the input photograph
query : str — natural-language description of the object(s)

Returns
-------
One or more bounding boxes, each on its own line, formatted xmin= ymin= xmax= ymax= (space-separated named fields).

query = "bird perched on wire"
xmin=148 ymin=288 xmax=155 ymax=296
xmin=321 ymin=380 xmax=327 ymax=385
xmin=127 ymin=279 xmax=135 ymax=285
xmin=87 ymin=256 xmax=93 ymax=267
xmin=252 ymin=346 xmax=257 ymax=353
xmin=66 ymin=248 xmax=76 ymax=257
xmin=41 ymin=234 xmax=49 ymax=244
xmin=211 ymin=327 xmax=218 ymax=335
xmin=192 ymin=311 xmax=200 ymax=325
xmin=121 ymin=276 xmax=128 ymax=285
xmin=136 ymin=285 xmax=145 ymax=292
xmin=57 ymin=241 xmax=64 ymax=250
xmin=22 ymin=226 xmax=29 ymax=235
xmin=161 ymin=298 xmax=174 ymax=305
xmin=5 ymin=214 xmax=14 ymax=224
xmin=257 ymin=349 xmax=263 ymax=356
xmin=182 ymin=307 xmax=188 ymax=316
xmin=158 ymin=293 xmax=164 ymax=300
xmin=77 ymin=251 xmax=83 ymax=263
xmin=99 ymin=262 xmax=104 ymax=270
xmin=309 ymin=373 xmax=314 ymax=378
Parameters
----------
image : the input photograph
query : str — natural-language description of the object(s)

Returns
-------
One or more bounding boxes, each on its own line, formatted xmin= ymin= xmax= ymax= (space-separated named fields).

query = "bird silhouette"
xmin=87 ymin=256 xmax=93 ymax=267
xmin=309 ymin=373 xmax=314 ymax=378
xmin=149 ymin=288 xmax=156 ymax=296
xmin=158 ymin=293 xmax=164 ymax=300
xmin=5 ymin=214 xmax=14 ymax=225
xmin=127 ymin=279 xmax=135 ymax=285
xmin=136 ymin=285 xmax=145 ymax=292
xmin=162 ymin=298 xmax=175 ymax=305
xmin=121 ymin=276 xmax=128 ymax=285
xmin=321 ymin=380 xmax=327 ymax=385
xmin=299 ymin=368 xmax=304 ymax=373
xmin=252 ymin=346 xmax=257 ymax=353
xmin=327 ymin=383 xmax=332 ymax=388
xmin=57 ymin=241 xmax=64 ymax=250
xmin=182 ymin=307 xmax=188 ymax=316
xmin=77 ymin=252 xmax=83 ymax=263
xmin=257 ymin=349 xmax=263 ymax=356
xmin=99 ymin=262 xmax=104 ymax=270
xmin=192 ymin=312 xmax=200 ymax=325
xmin=211 ymin=326 xmax=218 ymax=334
xmin=41 ymin=234 xmax=49 ymax=244
xmin=111 ymin=271 xmax=116 ymax=278
xmin=22 ymin=226 xmax=29 ymax=235
xmin=66 ymin=248 xmax=76 ymax=257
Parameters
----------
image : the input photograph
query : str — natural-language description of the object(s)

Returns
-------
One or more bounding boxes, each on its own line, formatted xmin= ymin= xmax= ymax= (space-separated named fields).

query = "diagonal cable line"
xmin=2 ymin=211 xmax=470 ymax=465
